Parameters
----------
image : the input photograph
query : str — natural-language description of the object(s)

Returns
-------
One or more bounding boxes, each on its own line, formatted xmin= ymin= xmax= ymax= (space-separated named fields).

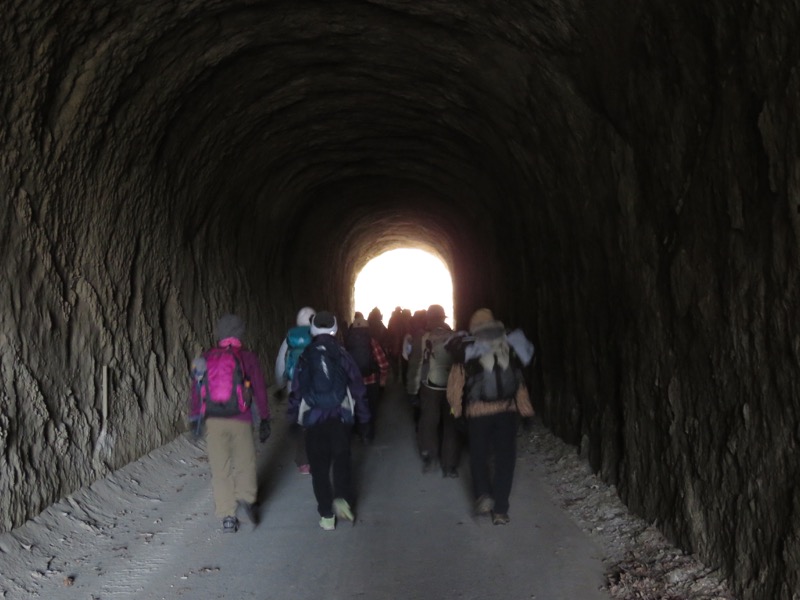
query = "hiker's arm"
xmin=274 ymin=338 xmax=288 ymax=388
xmin=401 ymin=333 xmax=412 ymax=360
xmin=343 ymin=353 xmax=370 ymax=424
xmin=446 ymin=364 xmax=466 ymax=418
xmin=188 ymin=382 xmax=202 ymax=419
xmin=406 ymin=333 xmax=424 ymax=395
xmin=286 ymin=359 xmax=303 ymax=422
xmin=371 ymin=338 xmax=389 ymax=386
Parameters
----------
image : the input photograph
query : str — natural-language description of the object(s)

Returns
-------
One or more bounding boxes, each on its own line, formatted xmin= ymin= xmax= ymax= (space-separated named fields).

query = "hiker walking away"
xmin=386 ymin=306 xmax=405 ymax=381
xmin=188 ymin=314 xmax=271 ymax=533
xmin=275 ymin=306 xmax=316 ymax=474
xmin=345 ymin=315 xmax=389 ymax=443
xmin=367 ymin=307 xmax=389 ymax=355
xmin=446 ymin=308 xmax=535 ymax=525
xmin=403 ymin=309 xmax=427 ymax=427
xmin=401 ymin=308 xmax=422 ymax=389
xmin=288 ymin=311 xmax=370 ymax=530
xmin=406 ymin=304 xmax=459 ymax=477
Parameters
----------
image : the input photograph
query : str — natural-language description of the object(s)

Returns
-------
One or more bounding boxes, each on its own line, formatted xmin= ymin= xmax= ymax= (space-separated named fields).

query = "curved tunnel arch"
xmin=2 ymin=2 xmax=799 ymax=598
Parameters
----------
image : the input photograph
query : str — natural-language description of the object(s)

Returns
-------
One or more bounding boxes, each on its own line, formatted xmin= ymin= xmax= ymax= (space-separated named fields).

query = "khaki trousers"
xmin=205 ymin=418 xmax=257 ymax=518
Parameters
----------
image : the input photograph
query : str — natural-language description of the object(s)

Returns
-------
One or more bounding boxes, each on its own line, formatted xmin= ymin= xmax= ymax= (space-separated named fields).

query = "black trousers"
xmin=305 ymin=419 xmax=353 ymax=518
xmin=417 ymin=386 xmax=460 ymax=470
xmin=363 ymin=382 xmax=380 ymax=440
xmin=290 ymin=424 xmax=308 ymax=467
xmin=467 ymin=412 xmax=517 ymax=514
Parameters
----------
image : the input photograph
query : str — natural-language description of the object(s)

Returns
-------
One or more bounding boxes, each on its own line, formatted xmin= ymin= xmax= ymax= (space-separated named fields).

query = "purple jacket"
xmin=287 ymin=334 xmax=369 ymax=427
xmin=189 ymin=339 xmax=270 ymax=423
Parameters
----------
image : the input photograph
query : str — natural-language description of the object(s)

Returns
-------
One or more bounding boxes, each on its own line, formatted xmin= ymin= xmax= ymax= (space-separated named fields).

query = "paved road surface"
xmin=0 ymin=381 xmax=609 ymax=600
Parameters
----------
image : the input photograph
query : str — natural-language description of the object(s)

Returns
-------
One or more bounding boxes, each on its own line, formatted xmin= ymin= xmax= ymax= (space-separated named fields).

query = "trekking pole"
xmin=190 ymin=356 xmax=207 ymax=439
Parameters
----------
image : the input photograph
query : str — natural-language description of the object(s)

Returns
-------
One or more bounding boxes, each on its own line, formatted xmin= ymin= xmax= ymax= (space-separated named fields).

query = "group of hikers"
xmin=187 ymin=303 xmax=535 ymax=533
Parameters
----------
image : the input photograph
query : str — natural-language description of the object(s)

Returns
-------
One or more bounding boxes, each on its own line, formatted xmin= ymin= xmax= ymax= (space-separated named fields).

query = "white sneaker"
xmin=319 ymin=516 xmax=335 ymax=531
xmin=333 ymin=498 xmax=354 ymax=522
xmin=475 ymin=495 xmax=495 ymax=516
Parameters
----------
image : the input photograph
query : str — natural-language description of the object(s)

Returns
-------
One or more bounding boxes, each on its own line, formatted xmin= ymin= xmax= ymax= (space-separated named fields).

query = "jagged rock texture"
xmin=1 ymin=1 xmax=798 ymax=598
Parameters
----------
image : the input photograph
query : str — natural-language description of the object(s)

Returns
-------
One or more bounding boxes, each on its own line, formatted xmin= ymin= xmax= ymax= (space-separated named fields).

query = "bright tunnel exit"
xmin=353 ymin=249 xmax=454 ymax=326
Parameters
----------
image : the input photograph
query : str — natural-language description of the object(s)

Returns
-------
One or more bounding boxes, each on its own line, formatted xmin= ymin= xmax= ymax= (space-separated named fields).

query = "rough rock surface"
xmin=525 ymin=421 xmax=737 ymax=600
xmin=1 ymin=2 xmax=798 ymax=598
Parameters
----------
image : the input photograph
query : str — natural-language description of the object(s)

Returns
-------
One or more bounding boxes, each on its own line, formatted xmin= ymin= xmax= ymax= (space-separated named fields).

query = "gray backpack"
xmin=421 ymin=327 xmax=454 ymax=387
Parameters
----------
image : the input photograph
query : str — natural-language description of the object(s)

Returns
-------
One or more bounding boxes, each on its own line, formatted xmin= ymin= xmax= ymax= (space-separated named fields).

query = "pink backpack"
xmin=199 ymin=346 xmax=251 ymax=417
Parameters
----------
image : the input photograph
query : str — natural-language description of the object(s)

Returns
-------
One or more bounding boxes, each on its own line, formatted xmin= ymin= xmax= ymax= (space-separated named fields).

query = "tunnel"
xmin=1 ymin=1 xmax=798 ymax=598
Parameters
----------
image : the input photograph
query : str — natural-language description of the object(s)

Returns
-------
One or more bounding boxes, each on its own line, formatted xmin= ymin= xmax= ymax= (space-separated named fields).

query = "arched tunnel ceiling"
xmin=26 ymin=0 xmax=588 ymax=317
xmin=4 ymin=2 xmax=799 ymax=599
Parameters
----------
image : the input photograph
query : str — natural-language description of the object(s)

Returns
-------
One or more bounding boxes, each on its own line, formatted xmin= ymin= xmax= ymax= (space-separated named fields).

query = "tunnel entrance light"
xmin=353 ymin=249 xmax=454 ymax=327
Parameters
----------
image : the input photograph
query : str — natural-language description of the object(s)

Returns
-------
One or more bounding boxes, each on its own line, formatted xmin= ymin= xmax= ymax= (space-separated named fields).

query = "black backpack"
xmin=464 ymin=343 xmax=522 ymax=403
xmin=297 ymin=337 xmax=349 ymax=409
xmin=345 ymin=328 xmax=376 ymax=377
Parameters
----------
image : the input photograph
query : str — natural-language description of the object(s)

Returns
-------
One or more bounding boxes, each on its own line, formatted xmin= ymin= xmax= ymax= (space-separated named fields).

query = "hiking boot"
xmin=474 ymin=495 xmax=494 ymax=516
xmin=442 ymin=467 xmax=459 ymax=479
xmin=297 ymin=464 xmax=311 ymax=475
xmin=222 ymin=516 xmax=239 ymax=533
xmin=236 ymin=500 xmax=259 ymax=525
xmin=319 ymin=516 xmax=336 ymax=531
xmin=492 ymin=512 xmax=511 ymax=525
xmin=333 ymin=498 xmax=354 ymax=522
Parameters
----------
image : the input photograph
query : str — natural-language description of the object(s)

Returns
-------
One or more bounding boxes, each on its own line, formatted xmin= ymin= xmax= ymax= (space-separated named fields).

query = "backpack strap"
xmin=219 ymin=344 xmax=248 ymax=382
xmin=319 ymin=335 xmax=343 ymax=356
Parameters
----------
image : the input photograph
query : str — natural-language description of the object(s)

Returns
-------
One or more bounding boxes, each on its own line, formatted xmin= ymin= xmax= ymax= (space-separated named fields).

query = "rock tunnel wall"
xmin=0 ymin=170 xmax=275 ymax=529
xmin=1 ymin=1 xmax=799 ymax=598
xmin=535 ymin=5 xmax=800 ymax=599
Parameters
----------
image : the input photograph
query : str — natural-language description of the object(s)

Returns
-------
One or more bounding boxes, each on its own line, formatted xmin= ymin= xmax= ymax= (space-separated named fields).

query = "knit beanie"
xmin=468 ymin=308 xmax=495 ymax=333
xmin=216 ymin=314 xmax=245 ymax=341
xmin=310 ymin=311 xmax=338 ymax=336
xmin=352 ymin=316 xmax=369 ymax=328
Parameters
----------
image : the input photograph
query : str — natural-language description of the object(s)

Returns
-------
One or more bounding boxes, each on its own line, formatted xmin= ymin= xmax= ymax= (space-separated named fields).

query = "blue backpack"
xmin=297 ymin=337 xmax=348 ymax=409
xmin=285 ymin=325 xmax=313 ymax=381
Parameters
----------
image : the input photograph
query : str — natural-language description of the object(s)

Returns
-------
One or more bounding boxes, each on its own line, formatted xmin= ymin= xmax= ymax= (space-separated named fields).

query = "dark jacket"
xmin=287 ymin=334 xmax=370 ymax=427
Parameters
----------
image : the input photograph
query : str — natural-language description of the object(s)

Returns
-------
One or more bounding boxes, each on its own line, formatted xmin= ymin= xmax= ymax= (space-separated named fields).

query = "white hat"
xmin=296 ymin=306 xmax=316 ymax=326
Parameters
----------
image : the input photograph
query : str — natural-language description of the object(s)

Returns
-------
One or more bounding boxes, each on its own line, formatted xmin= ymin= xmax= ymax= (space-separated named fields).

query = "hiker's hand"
xmin=259 ymin=420 xmax=271 ymax=442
